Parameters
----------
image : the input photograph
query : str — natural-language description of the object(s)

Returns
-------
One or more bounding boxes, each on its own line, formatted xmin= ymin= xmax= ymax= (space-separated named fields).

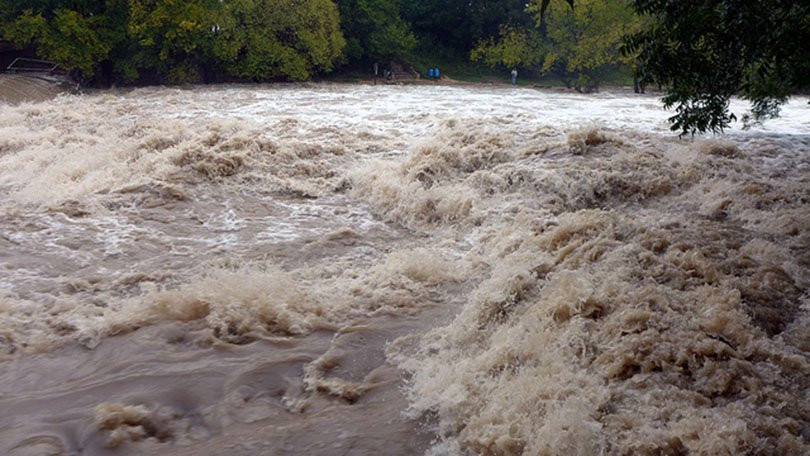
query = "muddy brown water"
xmin=0 ymin=74 xmax=71 ymax=105
xmin=1 ymin=83 xmax=809 ymax=455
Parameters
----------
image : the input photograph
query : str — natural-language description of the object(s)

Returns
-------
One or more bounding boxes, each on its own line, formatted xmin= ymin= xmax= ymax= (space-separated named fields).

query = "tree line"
xmin=0 ymin=0 xmax=531 ymax=84
xmin=1 ymin=0 xmax=807 ymax=134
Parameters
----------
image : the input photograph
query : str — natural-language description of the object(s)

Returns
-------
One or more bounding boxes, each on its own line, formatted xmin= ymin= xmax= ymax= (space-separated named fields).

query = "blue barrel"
xmin=435 ymin=68 xmax=440 ymax=78
xmin=428 ymin=68 xmax=435 ymax=78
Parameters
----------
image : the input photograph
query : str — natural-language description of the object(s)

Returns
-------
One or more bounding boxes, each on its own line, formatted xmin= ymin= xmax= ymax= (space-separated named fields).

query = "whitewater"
xmin=0 ymin=83 xmax=808 ymax=455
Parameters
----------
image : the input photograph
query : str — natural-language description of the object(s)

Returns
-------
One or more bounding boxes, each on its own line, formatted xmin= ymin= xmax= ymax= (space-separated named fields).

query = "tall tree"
xmin=625 ymin=0 xmax=810 ymax=134
xmin=0 ymin=0 xmax=129 ymax=77
xmin=127 ymin=0 xmax=223 ymax=82
xmin=401 ymin=0 xmax=531 ymax=57
xmin=336 ymin=0 xmax=415 ymax=62
xmin=126 ymin=0 xmax=345 ymax=83
xmin=1 ymin=0 xmax=344 ymax=83
xmin=213 ymin=0 xmax=345 ymax=81
xmin=473 ymin=0 xmax=641 ymax=91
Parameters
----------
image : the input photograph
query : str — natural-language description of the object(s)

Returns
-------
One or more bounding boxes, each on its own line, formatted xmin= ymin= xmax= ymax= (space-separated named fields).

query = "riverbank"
xmin=315 ymin=58 xmax=636 ymax=90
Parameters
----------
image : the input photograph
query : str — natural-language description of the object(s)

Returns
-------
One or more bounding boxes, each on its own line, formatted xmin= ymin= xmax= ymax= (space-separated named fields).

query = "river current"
xmin=1 ymin=82 xmax=808 ymax=455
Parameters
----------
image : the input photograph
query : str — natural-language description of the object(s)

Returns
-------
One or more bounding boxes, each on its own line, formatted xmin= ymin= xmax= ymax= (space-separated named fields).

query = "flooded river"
xmin=1 ymin=83 xmax=808 ymax=455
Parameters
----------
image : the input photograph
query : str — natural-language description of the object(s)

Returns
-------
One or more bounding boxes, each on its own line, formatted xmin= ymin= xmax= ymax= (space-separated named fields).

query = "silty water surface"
xmin=1 ymin=83 xmax=808 ymax=455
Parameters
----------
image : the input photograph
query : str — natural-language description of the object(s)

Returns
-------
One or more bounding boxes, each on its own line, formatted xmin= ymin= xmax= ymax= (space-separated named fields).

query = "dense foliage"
xmin=0 ymin=0 xmax=544 ymax=83
xmin=401 ymin=0 xmax=532 ymax=56
xmin=1 ymin=0 xmax=345 ymax=82
xmin=1 ymin=0 xmax=128 ymax=76
xmin=472 ymin=0 xmax=640 ymax=91
xmin=126 ymin=0 xmax=220 ymax=82
xmin=625 ymin=0 xmax=810 ymax=134
xmin=216 ymin=0 xmax=345 ymax=81
xmin=336 ymin=0 xmax=414 ymax=62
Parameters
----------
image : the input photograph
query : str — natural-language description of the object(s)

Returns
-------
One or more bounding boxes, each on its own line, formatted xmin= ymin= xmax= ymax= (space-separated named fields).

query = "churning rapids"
xmin=0 ymin=83 xmax=808 ymax=456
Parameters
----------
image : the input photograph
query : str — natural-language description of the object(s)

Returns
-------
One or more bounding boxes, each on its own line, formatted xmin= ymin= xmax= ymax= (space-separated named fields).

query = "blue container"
xmin=428 ymin=68 xmax=435 ymax=78
xmin=435 ymin=68 xmax=440 ymax=78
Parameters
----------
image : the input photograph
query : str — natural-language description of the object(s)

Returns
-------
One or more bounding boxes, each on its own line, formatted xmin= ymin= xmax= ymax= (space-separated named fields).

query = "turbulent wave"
xmin=377 ymin=124 xmax=810 ymax=455
xmin=0 ymin=247 xmax=464 ymax=355
xmin=0 ymin=85 xmax=808 ymax=455
xmin=0 ymin=105 xmax=351 ymax=208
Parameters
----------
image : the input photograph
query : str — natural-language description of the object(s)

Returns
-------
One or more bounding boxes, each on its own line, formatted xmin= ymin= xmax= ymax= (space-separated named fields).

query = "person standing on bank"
xmin=511 ymin=69 xmax=517 ymax=85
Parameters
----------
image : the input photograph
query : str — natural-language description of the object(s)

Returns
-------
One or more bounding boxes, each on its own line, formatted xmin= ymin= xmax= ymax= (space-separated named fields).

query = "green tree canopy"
xmin=216 ymin=0 xmax=345 ymax=81
xmin=0 ymin=0 xmax=128 ymax=76
xmin=471 ymin=26 xmax=544 ymax=70
xmin=1 ymin=0 xmax=344 ymax=83
xmin=625 ymin=0 xmax=810 ymax=134
xmin=127 ymin=0 xmax=223 ymax=82
xmin=336 ymin=0 xmax=415 ymax=62
xmin=473 ymin=0 xmax=641 ymax=91
xmin=401 ymin=0 xmax=532 ymax=56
